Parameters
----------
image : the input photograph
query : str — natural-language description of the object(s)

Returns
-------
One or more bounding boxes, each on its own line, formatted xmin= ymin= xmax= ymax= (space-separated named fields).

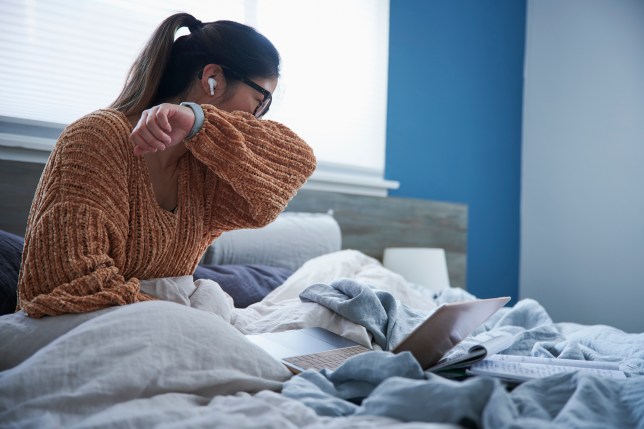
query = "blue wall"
xmin=386 ymin=0 xmax=526 ymax=301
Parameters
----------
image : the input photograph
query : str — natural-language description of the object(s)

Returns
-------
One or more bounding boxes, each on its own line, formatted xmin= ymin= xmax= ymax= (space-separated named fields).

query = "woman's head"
xmin=111 ymin=13 xmax=280 ymax=117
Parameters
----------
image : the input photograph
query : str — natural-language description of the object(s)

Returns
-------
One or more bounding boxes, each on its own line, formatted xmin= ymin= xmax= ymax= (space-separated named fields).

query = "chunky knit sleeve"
xmin=19 ymin=204 xmax=153 ymax=318
xmin=184 ymin=105 xmax=317 ymax=231
xmin=18 ymin=111 xmax=153 ymax=318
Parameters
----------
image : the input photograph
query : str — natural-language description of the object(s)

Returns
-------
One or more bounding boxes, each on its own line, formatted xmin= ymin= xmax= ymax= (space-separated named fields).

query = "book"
xmin=429 ymin=333 xmax=516 ymax=373
xmin=467 ymin=354 xmax=626 ymax=382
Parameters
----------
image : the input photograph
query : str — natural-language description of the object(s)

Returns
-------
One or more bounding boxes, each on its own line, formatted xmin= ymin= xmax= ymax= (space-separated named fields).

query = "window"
xmin=0 ymin=0 xmax=396 ymax=195
xmin=0 ymin=0 xmax=244 ymax=125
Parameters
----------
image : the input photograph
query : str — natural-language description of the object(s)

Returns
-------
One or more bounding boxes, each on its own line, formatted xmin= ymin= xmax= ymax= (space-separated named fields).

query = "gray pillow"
xmin=202 ymin=212 xmax=342 ymax=271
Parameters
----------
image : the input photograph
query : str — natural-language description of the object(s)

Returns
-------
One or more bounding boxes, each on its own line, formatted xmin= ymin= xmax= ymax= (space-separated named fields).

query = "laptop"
xmin=246 ymin=296 xmax=511 ymax=373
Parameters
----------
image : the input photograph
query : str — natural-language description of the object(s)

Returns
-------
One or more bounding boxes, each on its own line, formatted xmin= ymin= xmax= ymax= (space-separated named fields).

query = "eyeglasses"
xmin=221 ymin=66 xmax=272 ymax=118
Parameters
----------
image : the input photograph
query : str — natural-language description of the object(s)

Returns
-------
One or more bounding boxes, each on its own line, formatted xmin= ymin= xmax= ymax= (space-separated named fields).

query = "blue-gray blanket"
xmin=285 ymin=279 xmax=644 ymax=429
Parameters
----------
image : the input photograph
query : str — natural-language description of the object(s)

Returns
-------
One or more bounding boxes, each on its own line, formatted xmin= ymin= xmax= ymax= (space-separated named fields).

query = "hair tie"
xmin=188 ymin=19 xmax=204 ymax=33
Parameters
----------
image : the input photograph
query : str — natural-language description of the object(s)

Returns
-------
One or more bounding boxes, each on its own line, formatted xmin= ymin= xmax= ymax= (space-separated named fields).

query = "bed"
xmin=0 ymin=188 xmax=643 ymax=429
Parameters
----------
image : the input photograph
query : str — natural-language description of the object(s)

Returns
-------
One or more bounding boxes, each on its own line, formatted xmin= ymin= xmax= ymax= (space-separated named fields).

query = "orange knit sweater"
xmin=17 ymin=105 xmax=316 ymax=318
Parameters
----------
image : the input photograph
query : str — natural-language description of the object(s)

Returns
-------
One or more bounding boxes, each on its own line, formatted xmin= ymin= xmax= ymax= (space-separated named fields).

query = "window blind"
xmin=0 ymin=0 xmax=243 ymax=125
xmin=0 ymin=0 xmax=391 ymax=179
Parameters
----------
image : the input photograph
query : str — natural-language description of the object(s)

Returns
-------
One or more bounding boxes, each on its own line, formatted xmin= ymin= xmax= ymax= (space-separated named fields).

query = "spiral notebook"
xmin=468 ymin=354 xmax=626 ymax=382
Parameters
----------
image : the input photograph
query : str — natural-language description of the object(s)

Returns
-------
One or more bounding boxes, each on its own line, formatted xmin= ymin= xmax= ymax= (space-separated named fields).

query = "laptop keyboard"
xmin=283 ymin=345 xmax=370 ymax=371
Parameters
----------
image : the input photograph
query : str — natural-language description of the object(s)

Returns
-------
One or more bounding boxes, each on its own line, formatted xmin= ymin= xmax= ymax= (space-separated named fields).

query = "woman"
xmin=17 ymin=13 xmax=316 ymax=318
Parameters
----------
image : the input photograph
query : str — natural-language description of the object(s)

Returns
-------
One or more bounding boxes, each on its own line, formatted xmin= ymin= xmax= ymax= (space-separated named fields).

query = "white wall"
xmin=521 ymin=0 xmax=644 ymax=332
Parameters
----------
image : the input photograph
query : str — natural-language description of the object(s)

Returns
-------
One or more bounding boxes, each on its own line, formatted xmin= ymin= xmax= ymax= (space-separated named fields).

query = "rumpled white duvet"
xmin=0 ymin=250 xmax=456 ymax=429
xmin=1 ymin=250 xmax=643 ymax=429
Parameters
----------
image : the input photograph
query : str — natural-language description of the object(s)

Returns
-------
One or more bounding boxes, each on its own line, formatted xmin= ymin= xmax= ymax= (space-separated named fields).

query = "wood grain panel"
xmin=286 ymin=189 xmax=468 ymax=288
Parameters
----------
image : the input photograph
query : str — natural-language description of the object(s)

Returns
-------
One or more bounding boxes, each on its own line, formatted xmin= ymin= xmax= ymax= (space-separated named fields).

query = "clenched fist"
xmin=130 ymin=103 xmax=196 ymax=156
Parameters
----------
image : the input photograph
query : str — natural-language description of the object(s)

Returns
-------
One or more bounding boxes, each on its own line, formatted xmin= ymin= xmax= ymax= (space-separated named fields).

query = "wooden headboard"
xmin=0 ymin=159 xmax=468 ymax=288
xmin=285 ymin=189 xmax=467 ymax=289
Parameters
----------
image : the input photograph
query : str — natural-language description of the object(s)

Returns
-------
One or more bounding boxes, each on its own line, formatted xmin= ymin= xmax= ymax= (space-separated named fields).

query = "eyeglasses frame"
xmin=220 ymin=65 xmax=273 ymax=118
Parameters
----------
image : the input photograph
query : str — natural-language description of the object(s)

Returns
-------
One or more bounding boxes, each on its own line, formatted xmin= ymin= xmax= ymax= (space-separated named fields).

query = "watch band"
xmin=179 ymin=102 xmax=205 ymax=140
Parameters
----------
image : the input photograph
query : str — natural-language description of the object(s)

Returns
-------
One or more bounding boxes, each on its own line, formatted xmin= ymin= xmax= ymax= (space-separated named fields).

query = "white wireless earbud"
xmin=208 ymin=77 xmax=217 ymax=96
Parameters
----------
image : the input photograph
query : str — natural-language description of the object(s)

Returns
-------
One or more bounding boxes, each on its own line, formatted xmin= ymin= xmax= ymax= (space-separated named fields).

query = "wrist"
xmin=179 ymin=102 xmax=205 ymax=139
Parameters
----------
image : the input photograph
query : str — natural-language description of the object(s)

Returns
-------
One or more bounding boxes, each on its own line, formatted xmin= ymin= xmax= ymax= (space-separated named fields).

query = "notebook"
xmin=468 ymin=354 xmax=627 ymax=382
xmin=246 ymin=296 xmax=511 ymax=373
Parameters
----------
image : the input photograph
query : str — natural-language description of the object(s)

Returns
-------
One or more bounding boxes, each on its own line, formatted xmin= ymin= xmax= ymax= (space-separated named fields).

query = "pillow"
xmin=201 ymin=211 xmax=342 ymax=271
xmin=193 ymin=264 xmax=293 ymax=308
xmin=0 ymin=301 xmax=292 ymax=418
xmin=0 ymin=230 xmax=23 ymax=315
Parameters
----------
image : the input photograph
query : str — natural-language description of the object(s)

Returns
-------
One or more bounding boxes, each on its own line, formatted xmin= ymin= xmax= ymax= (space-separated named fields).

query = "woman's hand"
xmin=130 ymin=103 xmax=195 ymax=156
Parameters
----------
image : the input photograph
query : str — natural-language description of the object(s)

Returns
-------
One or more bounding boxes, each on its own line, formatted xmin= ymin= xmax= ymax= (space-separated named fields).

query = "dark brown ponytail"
xmin=110 ymin=13 xmax=280 ymax=116
xmin=110 ymin=13 xmax=197 ymax=116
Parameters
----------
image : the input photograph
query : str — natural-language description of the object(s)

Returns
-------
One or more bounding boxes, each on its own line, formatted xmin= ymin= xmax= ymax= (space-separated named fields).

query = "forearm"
xmin=20 ymin=272 xmax=154 ymax=318
xmin=18 ymin=203 xmax=153 ymax=318
xmin=185 ymin=104 xmax=316 ymax=228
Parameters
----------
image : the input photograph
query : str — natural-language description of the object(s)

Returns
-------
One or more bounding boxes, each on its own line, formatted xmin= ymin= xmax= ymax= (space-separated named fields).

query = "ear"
xmin=199 ymin=64 xmax=225 ymax=97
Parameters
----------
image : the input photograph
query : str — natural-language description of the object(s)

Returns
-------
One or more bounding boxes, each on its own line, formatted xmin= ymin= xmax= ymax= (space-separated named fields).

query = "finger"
xmin=130 ymin=111 xmax=158 ymax=156
xmin=132 ymin=141 xmax=156 ymax=156
xmin=144 ymin=110 xmax=172 ymax=150
xmin=157 ymin=105 xmax=173 ymax=133
xmin=133 ymin=144 xmax=150 ymax=157
xmin=130 ymin=110 xmax=152 ymax=147
xmin=133 ymin=127 xmax=162 ymax=154
xmin=131 ymin=109 xmax=167 ymax=152
xmin=131 ymin=109 xmax=150 ymax=136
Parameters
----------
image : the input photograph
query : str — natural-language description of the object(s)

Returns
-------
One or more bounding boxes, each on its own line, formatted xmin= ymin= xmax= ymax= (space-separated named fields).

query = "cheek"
xmin=219 ymin=93 xmax=255 ymax=115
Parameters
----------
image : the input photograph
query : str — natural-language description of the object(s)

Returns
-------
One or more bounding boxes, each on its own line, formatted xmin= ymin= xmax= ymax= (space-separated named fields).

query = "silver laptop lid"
xmin=392 ymin=297 xmax=511 ymax=369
